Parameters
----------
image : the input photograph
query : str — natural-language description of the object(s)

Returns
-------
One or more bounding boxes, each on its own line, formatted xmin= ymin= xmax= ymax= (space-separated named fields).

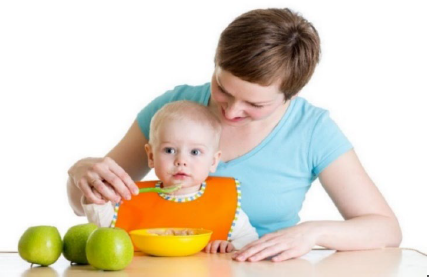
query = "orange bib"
xmin=112 ymin=177 xmax=240 ymax=241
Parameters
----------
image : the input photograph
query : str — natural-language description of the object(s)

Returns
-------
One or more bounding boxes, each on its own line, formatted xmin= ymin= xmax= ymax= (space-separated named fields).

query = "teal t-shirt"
xmin=137 ymin=83 xmax=353 ymax=237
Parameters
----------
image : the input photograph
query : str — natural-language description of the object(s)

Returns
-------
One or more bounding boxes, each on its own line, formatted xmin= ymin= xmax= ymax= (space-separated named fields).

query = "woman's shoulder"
xmin=289 ymin=96 xmax=329 ymax=124
xmin=160 ymin=82 xmax=211 ymax=104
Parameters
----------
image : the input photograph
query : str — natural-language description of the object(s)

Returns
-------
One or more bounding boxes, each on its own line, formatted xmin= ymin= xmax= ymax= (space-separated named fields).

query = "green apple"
xmin=63 ymin=223 xmax=98 ymax=265
xmin=18 ymin=226 xmax=63 ymax=266
xmin=86 ymin=227 xmax=133 ymax=271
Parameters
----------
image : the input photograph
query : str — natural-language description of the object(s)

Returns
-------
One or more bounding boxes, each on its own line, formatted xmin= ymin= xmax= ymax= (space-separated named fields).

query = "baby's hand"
xmin=204 ymin=240 xmax=235 ymax=254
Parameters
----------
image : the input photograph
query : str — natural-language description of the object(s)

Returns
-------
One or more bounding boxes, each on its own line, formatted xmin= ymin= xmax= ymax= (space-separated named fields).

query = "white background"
xmin=0 ymin=0 xmax=427 ymax=262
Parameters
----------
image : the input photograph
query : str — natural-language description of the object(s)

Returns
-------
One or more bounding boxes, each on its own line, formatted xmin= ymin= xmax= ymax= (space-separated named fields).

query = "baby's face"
xmin=146 ymin=119 xmax=221 ymax=191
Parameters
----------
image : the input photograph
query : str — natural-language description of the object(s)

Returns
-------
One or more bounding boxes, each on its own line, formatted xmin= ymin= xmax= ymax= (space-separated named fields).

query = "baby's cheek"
xmin=192 ymin=172 xmax=208 ymax=185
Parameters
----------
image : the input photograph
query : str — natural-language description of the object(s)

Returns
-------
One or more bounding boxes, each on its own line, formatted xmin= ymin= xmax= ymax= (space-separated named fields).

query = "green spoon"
xmin=139 ymin=184 xmax=182 ymax=194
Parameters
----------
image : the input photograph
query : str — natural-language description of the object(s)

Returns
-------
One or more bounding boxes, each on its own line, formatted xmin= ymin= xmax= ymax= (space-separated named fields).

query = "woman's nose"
xmin=224 ymin=101 xmax=244 ymax=119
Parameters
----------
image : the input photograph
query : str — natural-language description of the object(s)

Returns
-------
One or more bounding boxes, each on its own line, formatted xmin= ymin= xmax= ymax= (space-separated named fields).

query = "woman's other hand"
xmin=232 ymin=222 xmax=318 ymax=262
xmin=68 ymin=157 xmax=139 ymax=205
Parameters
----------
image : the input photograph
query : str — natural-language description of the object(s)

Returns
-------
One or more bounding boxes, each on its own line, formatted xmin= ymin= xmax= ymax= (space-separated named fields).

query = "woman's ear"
xmin=209 ymin=150 xmax=222 ymax=173
xmin=145 ymin=144 xmax=155 ymax=168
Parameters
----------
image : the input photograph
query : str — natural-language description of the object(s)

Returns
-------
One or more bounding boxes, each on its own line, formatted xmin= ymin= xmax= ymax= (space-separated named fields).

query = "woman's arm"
xmin=67 ymin=120 xmax=151 ymax=215
xmin=232 ymin=149 xmax=401 ymax=262
xmin=313 ymin=149 xmax=402 ymax=249
xmin=106 ymin=120 xmax=152 ymax=182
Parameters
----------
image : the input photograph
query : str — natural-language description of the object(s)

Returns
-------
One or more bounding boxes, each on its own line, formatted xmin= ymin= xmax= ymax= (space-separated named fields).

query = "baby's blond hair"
xmin=149 ymin=101 xmax=222 ymax=148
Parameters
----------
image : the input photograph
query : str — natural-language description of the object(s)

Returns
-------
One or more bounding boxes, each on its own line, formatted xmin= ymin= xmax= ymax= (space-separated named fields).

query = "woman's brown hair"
xmin=215 ymin=8 xmax=321 ymax=101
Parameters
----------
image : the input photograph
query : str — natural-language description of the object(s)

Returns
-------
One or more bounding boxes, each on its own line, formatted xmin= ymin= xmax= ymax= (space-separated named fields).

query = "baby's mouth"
xmin=173 ymin=172 xmax=189 ymax=179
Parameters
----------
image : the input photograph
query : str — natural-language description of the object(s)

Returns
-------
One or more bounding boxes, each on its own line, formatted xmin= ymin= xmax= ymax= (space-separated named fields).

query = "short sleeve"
xmin=136 ymin=83 xmax=211 ymax=140
xmin=309 ymin=111 xmax=353 ymax=177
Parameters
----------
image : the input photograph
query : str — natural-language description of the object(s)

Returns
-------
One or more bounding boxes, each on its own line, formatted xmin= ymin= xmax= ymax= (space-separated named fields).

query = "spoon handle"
xmin=139 ymin=184 xmax=181 ymax=194
xmin=139 ymin=187 xmax=163 ymax=193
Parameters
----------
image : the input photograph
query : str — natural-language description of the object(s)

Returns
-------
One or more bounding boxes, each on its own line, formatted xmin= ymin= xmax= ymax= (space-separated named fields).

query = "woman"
xmin=67 ymin=8 xmax=401 ymax=262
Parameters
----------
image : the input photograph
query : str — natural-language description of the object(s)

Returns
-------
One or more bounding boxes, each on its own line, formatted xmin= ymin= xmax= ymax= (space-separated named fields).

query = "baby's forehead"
xmin=155 ymin=118 xmax=219 ymax=144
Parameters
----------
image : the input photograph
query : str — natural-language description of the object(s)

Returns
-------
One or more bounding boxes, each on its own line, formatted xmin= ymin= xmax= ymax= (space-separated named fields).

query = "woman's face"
xmin=210 ymin=67 xmax=286 ymax=127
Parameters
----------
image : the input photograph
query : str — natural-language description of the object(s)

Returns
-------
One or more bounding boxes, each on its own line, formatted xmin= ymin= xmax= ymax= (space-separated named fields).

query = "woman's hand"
xmin=68 ymin=157 xmax=139 ymax=205
xmin=232 ymin=222 xmax=318 ymax=262
xmin=204 ymin=240 xmax=235 ymax=253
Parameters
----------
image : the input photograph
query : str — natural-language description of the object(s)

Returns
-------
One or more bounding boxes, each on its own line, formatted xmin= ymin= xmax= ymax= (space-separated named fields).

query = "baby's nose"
xmin=174 ymin=155 xmax=187 ymax=166
xmin=175 ymin=160 xmax=187 ymax=166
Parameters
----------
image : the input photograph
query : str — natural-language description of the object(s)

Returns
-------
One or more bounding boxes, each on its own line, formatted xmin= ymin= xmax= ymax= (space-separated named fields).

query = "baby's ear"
xmin=145 ymin=144 xmax=155 ymax=168
xmin=209 ymin=150 xmax=222 ymax=173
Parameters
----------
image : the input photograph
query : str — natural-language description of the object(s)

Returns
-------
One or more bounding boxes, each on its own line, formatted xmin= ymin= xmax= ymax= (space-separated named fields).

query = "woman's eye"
xmin=191 ymin=149 xmax=201 ymax=156
xmin=218 ymin=85 xmax=228 ymax=95
xmin=250 ymin=103 xmax=264 ymax=108
xmin=164 ymin=147 xmax=176 ymax=154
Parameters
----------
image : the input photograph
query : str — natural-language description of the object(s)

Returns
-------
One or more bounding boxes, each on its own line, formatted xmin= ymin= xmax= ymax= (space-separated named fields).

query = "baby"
xmin=82 ymin=100 xmax=258 ymax=252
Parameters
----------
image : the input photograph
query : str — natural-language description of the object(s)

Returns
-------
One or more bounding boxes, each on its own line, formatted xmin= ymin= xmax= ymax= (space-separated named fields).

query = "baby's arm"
xmin=229 ymin=209 xmax=259 ymax=250
xmin=81 ymin=196 xmax=115 ymax=227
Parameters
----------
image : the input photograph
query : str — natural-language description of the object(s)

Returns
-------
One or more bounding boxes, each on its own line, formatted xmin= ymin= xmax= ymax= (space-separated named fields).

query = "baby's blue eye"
xmin=191 ymin=149 xmax=201 ymax=156
xmin=164 ymin=147 xmax=176 ymax=154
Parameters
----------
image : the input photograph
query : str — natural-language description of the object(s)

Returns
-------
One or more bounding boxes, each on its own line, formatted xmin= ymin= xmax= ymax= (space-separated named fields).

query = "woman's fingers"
xmin=78 ymin=178 xmax=106 ymax=205
xmin=233 ymin=224 xmax=316 ymax=263
xmin=91 ymin=178 xmax=120 ymax=203
xmin=233 ymin=240 xmax=278 ymax=262
xmin=105 ymin=182 xmax=121 ymax=198
xmin=233 ymin=232 xmax=282 ymax=257
xmin=90 ymin=157 xmax=136 ymax=201
xmin=102 ymin=182 xmax=121 ymax=203
xmin=92 ymin=187 xmax=104 ymax=201
xmin=104 ymin=157 xmax=139 ymax=195
xmin=246 ymin=243 xmax=288 ymax=262
xmin=271 ymin=249 xmax=299 ymax=262
xmin=71 ymin=157 xmax=137 ymax=205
